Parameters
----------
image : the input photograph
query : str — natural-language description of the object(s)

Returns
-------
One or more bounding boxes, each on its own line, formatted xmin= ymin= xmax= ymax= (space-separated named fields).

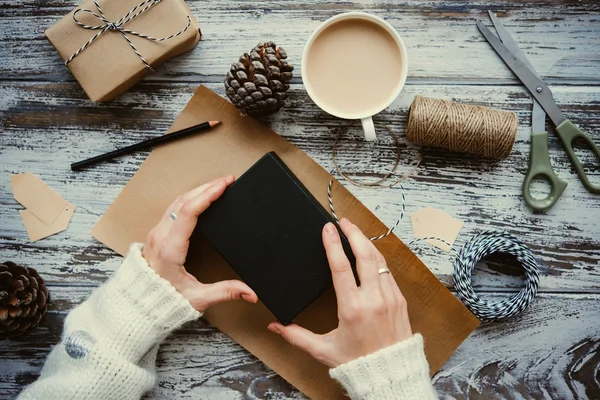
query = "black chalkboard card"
xmin=195 ymin=151 xmax=355 ymax=325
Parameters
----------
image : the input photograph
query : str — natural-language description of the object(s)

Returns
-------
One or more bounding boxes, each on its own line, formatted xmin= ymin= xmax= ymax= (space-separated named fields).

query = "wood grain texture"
xmin=1 ymin=0 xmax=599 ymax=83
xmin=1 ymin=288 xmax=599 ymax=399
xmin=1 ymin=83 xmax=598 ymax=290
xmin=1 ymin=0 xmax=599 ymax=398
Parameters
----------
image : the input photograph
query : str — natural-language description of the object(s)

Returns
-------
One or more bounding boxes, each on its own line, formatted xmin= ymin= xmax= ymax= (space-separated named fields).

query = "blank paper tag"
xmin=11 ymin=173 xmax=68 ymax=226
xmin=19 ymin=204 xmax=76 ymax=242
xmin=410 ymin=207 xmax=463 ymax=251
xmin=11 ymin=173 xmax=75 ymax=242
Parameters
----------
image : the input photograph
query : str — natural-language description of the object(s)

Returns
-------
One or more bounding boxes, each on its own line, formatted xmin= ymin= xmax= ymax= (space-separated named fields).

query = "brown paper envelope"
xmin=45 ymin=0 xmax=201 ymax=102
xmin=19 ymin=203 xmax=76 ymax=242
xmin=91 ymin=85 xmax=479 ymax=399
xmin=11 ymin=173 xmax=68 ymax=226
xmin=411 ymin=207 xmax=464 ymax=251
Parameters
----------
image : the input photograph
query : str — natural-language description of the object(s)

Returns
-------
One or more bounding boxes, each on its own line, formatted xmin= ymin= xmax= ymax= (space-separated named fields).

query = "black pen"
xmin=71 ymin=120 xmax=221 ymax=171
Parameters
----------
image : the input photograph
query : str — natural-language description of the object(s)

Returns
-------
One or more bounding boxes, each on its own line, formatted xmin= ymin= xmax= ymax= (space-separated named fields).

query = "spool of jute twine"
xmin=406 ymin=95 xmax=518 ymax=158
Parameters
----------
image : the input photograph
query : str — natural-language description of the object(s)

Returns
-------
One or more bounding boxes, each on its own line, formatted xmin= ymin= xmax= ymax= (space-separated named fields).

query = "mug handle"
xmin=361 ymin=117 xmax=377 ymax=141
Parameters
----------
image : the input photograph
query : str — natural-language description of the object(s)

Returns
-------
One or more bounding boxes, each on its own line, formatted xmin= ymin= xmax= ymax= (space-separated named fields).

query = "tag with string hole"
xmin=410 ymin=207 xmax=463 ymax=251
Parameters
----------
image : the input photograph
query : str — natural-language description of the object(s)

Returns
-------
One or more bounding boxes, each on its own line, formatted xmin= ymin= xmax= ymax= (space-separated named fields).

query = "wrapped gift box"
xmin=45 ymin=0 xmax=201 ymax=102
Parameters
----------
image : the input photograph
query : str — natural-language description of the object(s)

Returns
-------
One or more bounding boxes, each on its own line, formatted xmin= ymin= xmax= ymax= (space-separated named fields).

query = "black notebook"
xmin=194 ymin=152 xmax=355 ymax=325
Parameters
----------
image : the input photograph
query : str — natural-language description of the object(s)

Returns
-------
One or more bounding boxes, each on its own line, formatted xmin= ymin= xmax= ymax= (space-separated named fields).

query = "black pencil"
xmin=71 ymin=120 xmax=221 ymax=171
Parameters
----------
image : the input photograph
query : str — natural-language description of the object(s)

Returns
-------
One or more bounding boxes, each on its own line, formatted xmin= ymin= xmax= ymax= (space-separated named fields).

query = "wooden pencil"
xmin=71 ymin=120 xmax=221 ymax=171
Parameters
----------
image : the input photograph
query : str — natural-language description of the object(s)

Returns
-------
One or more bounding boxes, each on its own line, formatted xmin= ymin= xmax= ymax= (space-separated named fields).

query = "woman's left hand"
xmin=142 ymin=175 xmax=258 ymax=312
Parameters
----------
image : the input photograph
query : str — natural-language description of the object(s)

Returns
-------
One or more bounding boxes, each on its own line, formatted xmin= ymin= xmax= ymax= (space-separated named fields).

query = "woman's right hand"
xmin=268 ymin=218 xmax=413 ymax=368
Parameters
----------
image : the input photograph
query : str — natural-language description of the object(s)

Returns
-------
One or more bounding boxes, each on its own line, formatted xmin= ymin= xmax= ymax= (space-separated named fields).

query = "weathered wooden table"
xmin=1 ymin=1 xmax=599 ymax=399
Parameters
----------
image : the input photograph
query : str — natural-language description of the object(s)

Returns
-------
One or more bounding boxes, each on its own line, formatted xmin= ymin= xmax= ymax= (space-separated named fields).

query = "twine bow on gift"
xmin=65 ymin=0 xmax=191 ymax=71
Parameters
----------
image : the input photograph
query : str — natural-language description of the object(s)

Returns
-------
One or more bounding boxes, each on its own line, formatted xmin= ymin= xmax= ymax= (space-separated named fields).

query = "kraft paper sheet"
xmin=91 ymin=85 xmax=479 ymax=399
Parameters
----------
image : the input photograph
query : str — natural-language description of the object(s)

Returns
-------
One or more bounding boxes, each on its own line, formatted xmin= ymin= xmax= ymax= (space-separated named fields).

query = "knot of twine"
xmin=406 ymin=95 xmax=518 ymax=158
xmin=66 ymin=0 xmax=191 ymax=71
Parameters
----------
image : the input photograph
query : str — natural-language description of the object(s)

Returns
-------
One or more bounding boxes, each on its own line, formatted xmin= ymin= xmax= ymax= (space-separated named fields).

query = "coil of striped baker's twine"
xmin=327 ymin=163 xmax=540 ymax=321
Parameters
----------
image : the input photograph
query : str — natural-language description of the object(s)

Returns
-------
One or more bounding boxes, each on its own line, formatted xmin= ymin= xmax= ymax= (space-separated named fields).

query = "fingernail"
xmin=214 ymin=179 xmax=227 ymax=187
xmin=241 ymin=293 xmax=255 ymax=303
xmin=268 ymin=324 xmax=281 ymax=334
xmin=324 ymin=222 xmax=337 ymax=236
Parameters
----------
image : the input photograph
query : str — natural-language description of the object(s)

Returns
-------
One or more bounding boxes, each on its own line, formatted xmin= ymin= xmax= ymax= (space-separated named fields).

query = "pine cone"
xmin=225 ymin=41 xmax=294 ymax=117
xmin=0 ymin=262 xmax=49 ymax=339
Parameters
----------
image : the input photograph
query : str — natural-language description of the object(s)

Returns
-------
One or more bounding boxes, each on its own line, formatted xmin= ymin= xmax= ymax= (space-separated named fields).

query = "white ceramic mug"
xmin=301 ymin=12 xmax=408 ymax=141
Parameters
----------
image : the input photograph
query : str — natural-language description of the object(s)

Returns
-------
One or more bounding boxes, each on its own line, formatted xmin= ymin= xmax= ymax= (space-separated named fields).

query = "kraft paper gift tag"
xmin=11 ymin=173 xmax=75 ymax=242
xmin=411 ymin=207 xmax=463 ymax=251
xmin=45 ymin=0 xmax=201 ymax=102
xmin=91 ymin=85 xmax=479 ymax=400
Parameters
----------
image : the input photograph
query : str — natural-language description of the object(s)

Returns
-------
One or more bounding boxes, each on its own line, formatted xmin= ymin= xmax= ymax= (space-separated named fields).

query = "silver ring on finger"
xmin=169 ymin=212 xmax=178 ymax=220
xmin=378 ymin=267 xmax=390 ymax=275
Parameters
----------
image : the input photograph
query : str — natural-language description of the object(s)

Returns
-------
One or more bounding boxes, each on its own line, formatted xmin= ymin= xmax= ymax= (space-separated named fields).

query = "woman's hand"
xmin=142 ymin=175 xmax=258 ymax=312
xmin=268 ymin=218 xmax=412 ymax=367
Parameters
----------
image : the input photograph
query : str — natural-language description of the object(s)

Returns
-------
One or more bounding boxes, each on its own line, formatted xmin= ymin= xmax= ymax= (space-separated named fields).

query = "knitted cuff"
xmin=89 ymin=243 xmax=201 ymax=361
xmin=329 ymin=334 xmax=437 ymax=400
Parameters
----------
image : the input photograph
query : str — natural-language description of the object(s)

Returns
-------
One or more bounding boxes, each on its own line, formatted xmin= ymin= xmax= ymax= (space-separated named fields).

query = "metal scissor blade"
xmin=487 ymin=11 xmax=540 ymax=79
xmin=488 ymin=12 xmax=547 ymax=136
xmin=476 ymin=21 xmax=566 ymax=126
xmin=532 ymin=101 xmax=546 ymax=134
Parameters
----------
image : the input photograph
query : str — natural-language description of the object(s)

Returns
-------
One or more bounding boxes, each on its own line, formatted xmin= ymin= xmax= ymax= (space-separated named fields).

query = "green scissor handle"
xmin=556 ymin=119 xmax=600 ymax=194
xmin=523 ymin=131 xmax=568 ymax=211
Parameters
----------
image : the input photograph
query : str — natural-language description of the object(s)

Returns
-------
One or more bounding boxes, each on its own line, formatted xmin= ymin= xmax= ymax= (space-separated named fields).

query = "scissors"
xmin=477 ymin=11 xmax=600 ymax=211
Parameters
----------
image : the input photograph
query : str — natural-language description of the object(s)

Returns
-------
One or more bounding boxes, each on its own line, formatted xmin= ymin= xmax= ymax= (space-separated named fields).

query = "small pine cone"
xmin=225 ymin=41 xmax=294 ymax=117
xmin=0 ymin=262 xmax=49 ymax=339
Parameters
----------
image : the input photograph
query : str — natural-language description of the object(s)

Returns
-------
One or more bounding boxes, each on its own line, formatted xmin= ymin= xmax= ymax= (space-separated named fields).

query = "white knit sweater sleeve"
xmin=19 ymin=243 xmax=436 ymax=400
xmin=330 ymin=334 xmax=438 ymax=399
xmin=18 ymin=243 xmax=201 ymax=400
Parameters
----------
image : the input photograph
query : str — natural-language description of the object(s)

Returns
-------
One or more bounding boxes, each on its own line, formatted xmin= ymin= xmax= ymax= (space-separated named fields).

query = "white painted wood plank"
xmin=1 ymin=288 xmax=598 ymax=399
xmin=0 ymin=1 xmax=599 ymax=83
xmin=1 ymin=82 xmax=598 ymax=290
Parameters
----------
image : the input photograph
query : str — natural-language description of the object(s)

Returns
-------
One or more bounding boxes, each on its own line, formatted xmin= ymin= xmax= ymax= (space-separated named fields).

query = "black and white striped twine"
xmin=327 ymin=164 xmax=540 ymax=321
xmin=66 ymin=0 xmax=191 ymax=71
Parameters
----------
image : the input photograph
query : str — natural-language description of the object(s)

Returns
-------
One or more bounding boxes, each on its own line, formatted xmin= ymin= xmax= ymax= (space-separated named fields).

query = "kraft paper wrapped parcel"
xmin=45 ymin=0 xmax=201 ymax=102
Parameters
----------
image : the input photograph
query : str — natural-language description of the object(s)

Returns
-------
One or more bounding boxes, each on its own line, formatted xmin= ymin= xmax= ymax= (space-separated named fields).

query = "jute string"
xmin=332 ymin=126 xmax=422 ymax=189
xmin=327 ymin=124 xmax=421 ymax=241
xmin=406 ymin=95 xmax=518 ymax=158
